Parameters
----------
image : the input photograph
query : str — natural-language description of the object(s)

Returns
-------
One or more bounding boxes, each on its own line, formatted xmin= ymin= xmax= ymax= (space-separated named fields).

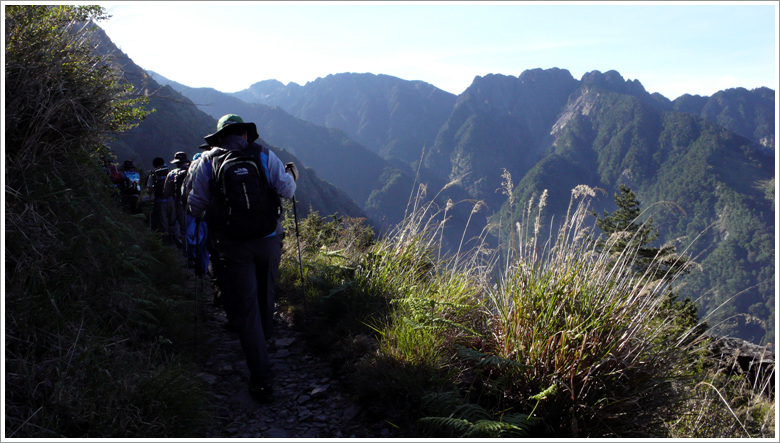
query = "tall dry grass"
xmin=480 ymin=184 xmax=706 ymax=436
xmin=317 ymin=177 xmax=769 ymax=437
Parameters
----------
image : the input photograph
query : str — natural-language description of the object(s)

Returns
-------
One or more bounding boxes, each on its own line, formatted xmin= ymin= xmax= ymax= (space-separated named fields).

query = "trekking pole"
xmin=291 ymin=196 xmax=308 ymax=322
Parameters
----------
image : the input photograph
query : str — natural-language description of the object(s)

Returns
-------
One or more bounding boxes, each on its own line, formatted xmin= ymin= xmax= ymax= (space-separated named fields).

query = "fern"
xmin=450 ymin=402 xmax=492 ymax=422
xmin=420 ymin=409 xmax=538 ymax=437
xmin=467 ymin=419 xmax=532 ymax=437
xmin=420 ymin=390 xmax=540 ymax=437
xmin=419 ymin=416 xmax=472 ymax=435
xmin=421 ymin=390 xmax=463 ymax=413
xmin=503 ymin=412 xmax=538 ymax=427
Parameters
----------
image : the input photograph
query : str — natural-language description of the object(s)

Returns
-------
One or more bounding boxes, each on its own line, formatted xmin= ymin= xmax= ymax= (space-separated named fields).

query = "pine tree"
xmin=594 ymin=185 xmax=704 ymax=340
xmin=594 ymin=184 xmax=690 ymax=280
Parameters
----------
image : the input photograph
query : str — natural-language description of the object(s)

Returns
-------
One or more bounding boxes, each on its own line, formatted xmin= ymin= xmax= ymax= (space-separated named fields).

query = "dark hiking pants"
xmin=216 ymin=233 xmax=282 ymax=388
xmin=151 ymin=198 xmax=173 ymax=241
xmin=175 ymin=203 xmax=186 ymax=247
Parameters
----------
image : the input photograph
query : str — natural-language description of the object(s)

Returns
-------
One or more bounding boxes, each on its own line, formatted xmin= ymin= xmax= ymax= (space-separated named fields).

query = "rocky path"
xmin=190 ymin=284 xmax=390 ymax=439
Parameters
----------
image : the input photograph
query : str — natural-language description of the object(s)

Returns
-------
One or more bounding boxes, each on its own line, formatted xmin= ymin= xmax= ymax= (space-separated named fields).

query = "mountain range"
xmin=90 ymin=24 xmax=775 ymax=346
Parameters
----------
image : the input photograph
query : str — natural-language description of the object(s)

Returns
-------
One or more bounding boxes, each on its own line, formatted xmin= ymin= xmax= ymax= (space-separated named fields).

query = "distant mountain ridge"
xmin=149 ymin=58 xmax=774 ymax=345
xmin=230 ymin=73 xmax=457 ymax=165
xmin=671 ymin=87 xmax=775 ymax=153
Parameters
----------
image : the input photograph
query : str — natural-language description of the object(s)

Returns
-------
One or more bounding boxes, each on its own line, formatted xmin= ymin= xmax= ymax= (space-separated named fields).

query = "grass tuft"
xmin=277 ymin=179 xmax=774 ymax=438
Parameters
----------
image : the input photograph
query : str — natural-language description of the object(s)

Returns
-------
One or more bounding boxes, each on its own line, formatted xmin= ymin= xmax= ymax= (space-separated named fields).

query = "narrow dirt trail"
xmin=189 ymin=282 xmax=392 ymax=438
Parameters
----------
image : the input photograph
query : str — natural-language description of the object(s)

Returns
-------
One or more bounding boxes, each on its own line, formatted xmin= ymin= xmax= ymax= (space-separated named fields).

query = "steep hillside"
xmin=498 ymin=83 xmax=775 ymax=344
xmin=423 ymin=68 xmax=580 ymax=208
xmin=86 ymin=26 xmax=215 ymax=168
xmin=672 ymin=87 xmax=775 ymax=153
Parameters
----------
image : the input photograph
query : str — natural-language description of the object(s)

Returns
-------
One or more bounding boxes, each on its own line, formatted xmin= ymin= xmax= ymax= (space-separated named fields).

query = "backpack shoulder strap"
xmin=207 ymin=147 xmax=228 ymax=158
xmin=253 ymin=143 xmax=271 ymax=184
xmin=203 ymin=147 xmax=226 ymax=179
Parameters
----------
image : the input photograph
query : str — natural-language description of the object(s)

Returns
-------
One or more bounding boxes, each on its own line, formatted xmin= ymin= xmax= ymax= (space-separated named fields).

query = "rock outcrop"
xmin=708 ymin=335 xmax=775 ymax=398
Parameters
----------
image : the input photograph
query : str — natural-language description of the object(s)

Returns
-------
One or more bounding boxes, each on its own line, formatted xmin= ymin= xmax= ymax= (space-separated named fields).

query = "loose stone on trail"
xmin=193 ymin=280 xmax=386 ymax=438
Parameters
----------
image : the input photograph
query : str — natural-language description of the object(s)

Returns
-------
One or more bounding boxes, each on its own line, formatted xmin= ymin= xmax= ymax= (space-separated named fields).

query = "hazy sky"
xmin=91 ymin=1 xmax=777 ymax=100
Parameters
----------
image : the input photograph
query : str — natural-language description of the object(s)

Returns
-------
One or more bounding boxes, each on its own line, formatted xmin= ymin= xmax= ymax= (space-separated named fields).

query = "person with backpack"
xmin=147 ymin=157 xmax=173 ymax=243
xmin=183 ymin=147 xmax=231 ymax=326
xmin=164 ymin=151 xmax=191 ymax=249
xmin=118 ymin=160 xmax=141 ymax=214
xmin=187 ymin=114 xmax=298 ymax=404
xmin=182 ymin=151 xmax=209 ymax=274
xmin=103 ymin=157 xmax=123 ymax=188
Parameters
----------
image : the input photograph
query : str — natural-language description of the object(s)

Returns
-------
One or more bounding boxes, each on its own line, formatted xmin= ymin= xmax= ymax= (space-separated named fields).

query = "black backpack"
xmin=152 ymin=166 xmax=170 ymax=200
xmin=171 ymin=168 xmax=188 ymax=207
xmin=209 ymin=145 xmax=280 ymax=240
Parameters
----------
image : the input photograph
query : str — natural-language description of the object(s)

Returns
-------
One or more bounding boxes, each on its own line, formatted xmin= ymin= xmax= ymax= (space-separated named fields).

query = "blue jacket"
xmin=187 ymin=134 xmax=296 ymax=236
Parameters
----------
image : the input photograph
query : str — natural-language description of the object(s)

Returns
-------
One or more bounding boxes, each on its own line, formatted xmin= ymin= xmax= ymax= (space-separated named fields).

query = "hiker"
xmin=103 ymin=158 xmax=123 ymax=188
xmin=183 ymin=148 xmax=231 ymax=330
xmin=118 ymin=160 xmax=141 ymax=214
xmin=163 ymin=151 xmax=191 ymax=249
xmin=185 ymin=146 xmax=230 ymax=320
xmin=147 ymin=157 xmax=173 ymax=243
xmin=187 ymin=114 xmax=298 ymax=403
xmin=182 ymin=150 xmax=211 ymax=276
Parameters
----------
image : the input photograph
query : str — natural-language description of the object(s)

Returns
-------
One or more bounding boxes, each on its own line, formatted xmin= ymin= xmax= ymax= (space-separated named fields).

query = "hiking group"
xmin=105 ymin=114 xmax=299 ymax=404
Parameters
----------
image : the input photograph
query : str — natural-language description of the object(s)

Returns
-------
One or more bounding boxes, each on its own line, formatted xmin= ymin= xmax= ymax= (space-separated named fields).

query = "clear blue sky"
xmin=92 ymin=1 xmax=777 ymax=100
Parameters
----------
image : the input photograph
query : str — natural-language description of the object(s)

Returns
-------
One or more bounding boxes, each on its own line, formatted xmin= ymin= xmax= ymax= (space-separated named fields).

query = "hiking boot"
xmin=249 ymin=383 xmax=274 ymax=404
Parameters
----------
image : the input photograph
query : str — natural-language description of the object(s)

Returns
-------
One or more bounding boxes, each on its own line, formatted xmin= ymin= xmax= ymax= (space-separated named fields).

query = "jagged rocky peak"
xmin=467 ymin=73 xmax=513 ymax=93
xmin=580 ymin=69 xmax=648 ymax=97
xmin=241 ymin=79 xmax=286 ymax=99
xmin=518 ymin=67 xmax=575 ymax=85
xmin=470 ymin=67 xmax=575 ymax=90
xmin=751 ymin=86 xmax=775 ymax=100
xmin=249 ymin=79 xmax=285 ymax=90
xmin=463 ymin=68 xmax=578 ymax=108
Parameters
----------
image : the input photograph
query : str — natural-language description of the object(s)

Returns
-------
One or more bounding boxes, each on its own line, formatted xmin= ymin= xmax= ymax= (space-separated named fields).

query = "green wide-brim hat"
xmin=204 ymin=114 xmax=259 ymax=146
